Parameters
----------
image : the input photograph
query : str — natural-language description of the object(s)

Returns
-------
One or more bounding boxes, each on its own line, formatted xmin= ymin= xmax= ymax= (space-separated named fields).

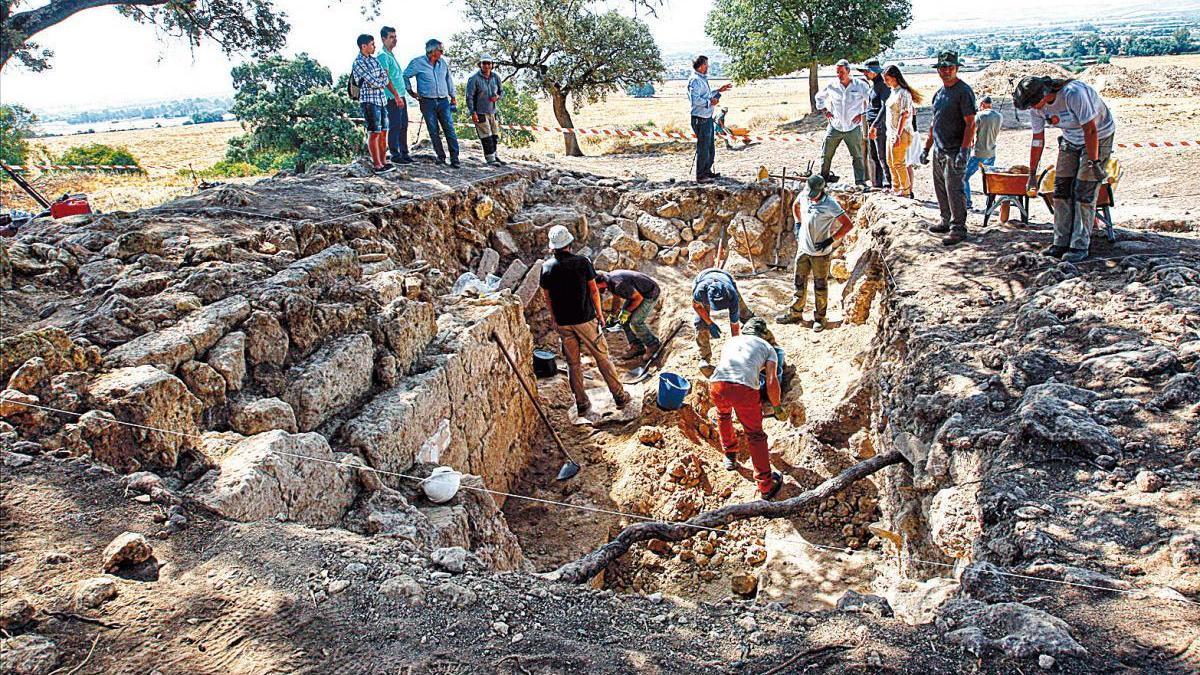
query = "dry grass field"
xmin=5 ymin=54 xmax=1200 ymax=214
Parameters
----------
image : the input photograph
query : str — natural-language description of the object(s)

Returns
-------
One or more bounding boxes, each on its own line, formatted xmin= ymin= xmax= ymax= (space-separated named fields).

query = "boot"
xmin=723 ymin=453 xmax=740 ymax=471
xmin=1062 ymin=248 xmax=1089 ymax=263
xmin=620 ymin=343 xmax=647 ymax=360
xmin=761 ymin=471 xmax=784 ymax=500
xmin=941 ymin=228 xmax=966 ymax=246
xmin=1043 ymin=244 xmax=1070 ymax=258
xmin=812 ymin=318 xmax=825 ymax=333
xmin=776 ymin=310 xmax=804 ymax=324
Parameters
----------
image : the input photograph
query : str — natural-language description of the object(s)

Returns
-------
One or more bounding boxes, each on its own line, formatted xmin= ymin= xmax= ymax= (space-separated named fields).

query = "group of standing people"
xmin=352 ymin=31 xmax=508 ymax=174
xmin=690 ymin=49 xmax=1117 ymax=261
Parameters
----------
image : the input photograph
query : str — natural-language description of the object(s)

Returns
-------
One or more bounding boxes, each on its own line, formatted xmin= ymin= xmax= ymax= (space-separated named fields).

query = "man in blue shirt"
xmin=692 ymin=267 xmax=754 ymax=376
xmin=687 ymin=55 xmax=732 ymax=183
xmin=404 ymin=39 xmax=461 ymax=168
xmin=377 ymin=26 xmax=412 ymax=165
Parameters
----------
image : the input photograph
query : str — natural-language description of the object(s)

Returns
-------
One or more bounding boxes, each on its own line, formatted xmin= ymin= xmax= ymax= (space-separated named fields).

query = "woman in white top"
xmin=882 ymin=64 xmax=924 ymax=198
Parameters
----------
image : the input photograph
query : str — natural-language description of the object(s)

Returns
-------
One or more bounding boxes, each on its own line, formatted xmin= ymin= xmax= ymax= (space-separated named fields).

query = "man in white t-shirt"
xmin=710 ymin=318 xmax=785 ymax=499
xmin=776 ymin=174 xmax=854 ymax=331
xmin=1014 ymin=76 xmax=1117 ymax=263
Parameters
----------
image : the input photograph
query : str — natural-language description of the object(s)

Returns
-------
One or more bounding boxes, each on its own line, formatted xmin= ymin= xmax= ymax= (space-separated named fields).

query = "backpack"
xmin=348 ymin=71 xmax=361 ymax=102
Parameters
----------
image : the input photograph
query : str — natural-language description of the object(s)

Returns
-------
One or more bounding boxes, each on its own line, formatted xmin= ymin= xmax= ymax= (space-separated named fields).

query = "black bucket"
xmin=532 ymin=349 xmax=558 ymax=378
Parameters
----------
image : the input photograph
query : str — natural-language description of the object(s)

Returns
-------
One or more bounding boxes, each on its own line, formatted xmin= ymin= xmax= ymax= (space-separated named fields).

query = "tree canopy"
xmin=453 ymin=0 xmax=666 ymax=156
xmin=0 ymin=103 xmax=37 ymax=165
xmin=225 ymin=53 xmax=360 ymax=171
xmin=705 ymin=0 xmax=911 ymax=110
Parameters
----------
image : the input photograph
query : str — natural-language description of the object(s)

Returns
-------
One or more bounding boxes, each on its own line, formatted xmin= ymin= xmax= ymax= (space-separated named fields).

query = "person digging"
xmin=776 ymin=174 xmax=853 ymax=332
xmin=596 ymin=270 xmax=661 ymax=360
xmin=692 ymin=267 xmax=755 ymax=378
xmin=710 ymin=317 xmax=785 ymax=500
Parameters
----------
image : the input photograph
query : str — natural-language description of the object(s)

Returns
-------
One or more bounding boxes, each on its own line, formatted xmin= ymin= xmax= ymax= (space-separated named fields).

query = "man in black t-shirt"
xmin=539 ymin=225 xmax=631 ymax=416
xmin=857 ymin=60 xmax=892 ymax=190
xmin=596 ymin=269 xmax=661 ymax=360
xmin=921 ymin=50 xmax=977 ymax=246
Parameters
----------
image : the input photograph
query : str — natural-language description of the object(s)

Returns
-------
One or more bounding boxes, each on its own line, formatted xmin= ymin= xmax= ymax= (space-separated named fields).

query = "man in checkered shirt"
xmin=353 ymin=33 xmax=402 ymax=174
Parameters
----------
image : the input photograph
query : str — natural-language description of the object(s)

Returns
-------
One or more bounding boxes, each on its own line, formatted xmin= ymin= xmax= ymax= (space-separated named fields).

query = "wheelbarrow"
xmin=1036 ymin=157 xmax=1121 ymax=244
xmin=980 ymin=168 xmax=1033 ymax=227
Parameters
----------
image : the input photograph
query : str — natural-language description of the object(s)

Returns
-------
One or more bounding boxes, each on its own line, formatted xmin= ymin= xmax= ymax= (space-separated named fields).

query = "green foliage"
xmin=0 ymin=103 xmax=37 ymax=165
xmin=454 ymin=0 xmax=665 ymax=155
xmin=188 ymin=111 xmax=227 ymax=125
xmin=451 ymin=81 xmax=538 ymax=148
xmin=226 ymin=53 xmax=362 ymax=171
xmin=58 ymin=143 xmax=143 ymax=172
xmin=177 ymin=160 xmax=263 ymax=179
xmin=705 ymin=0 xmax=911 ymax=105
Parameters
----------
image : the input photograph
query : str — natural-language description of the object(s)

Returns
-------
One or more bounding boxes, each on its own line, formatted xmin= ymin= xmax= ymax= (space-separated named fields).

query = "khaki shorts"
xmin=473 ymin=113 xmax=499 ymax=137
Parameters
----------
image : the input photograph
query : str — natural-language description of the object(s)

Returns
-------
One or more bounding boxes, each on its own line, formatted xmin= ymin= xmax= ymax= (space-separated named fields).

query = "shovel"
xmin=491 ymin=332 xmax=581 ymax=481
xmin=623 ymin=321 xmax=686 ymax=384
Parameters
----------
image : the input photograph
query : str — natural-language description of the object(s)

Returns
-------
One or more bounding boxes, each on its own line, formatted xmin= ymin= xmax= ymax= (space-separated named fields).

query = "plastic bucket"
xmin=657 ymin=372 xmax=691 ymax=410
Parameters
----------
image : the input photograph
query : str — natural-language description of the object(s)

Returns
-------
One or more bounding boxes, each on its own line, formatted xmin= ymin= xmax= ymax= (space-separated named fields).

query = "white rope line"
xmin=2 ymin=395 xmax=1196 ymax=606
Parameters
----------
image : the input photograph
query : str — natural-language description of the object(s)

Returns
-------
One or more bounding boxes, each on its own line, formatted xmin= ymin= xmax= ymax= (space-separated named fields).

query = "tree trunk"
xmin=808 ymin=59 xmax=819 ymax=113
xmin=549 ymin=450 xmax=907 ymax=585
xmin=550 ymin=89 xmax=583 ymax=157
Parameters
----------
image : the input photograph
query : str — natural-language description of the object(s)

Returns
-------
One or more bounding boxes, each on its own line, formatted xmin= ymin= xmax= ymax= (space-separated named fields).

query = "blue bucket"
xmin=657 ymin=372 xmax=691 ymax=410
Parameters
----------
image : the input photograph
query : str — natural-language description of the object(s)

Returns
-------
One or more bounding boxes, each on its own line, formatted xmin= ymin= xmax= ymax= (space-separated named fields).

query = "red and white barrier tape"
xmin=1114 ymin=140 xmax=1197 ymax=149
xmin=4 ymin=164 xmax=161 ymax=171
xmin=499 ymin=123 xmax=813 ymax=144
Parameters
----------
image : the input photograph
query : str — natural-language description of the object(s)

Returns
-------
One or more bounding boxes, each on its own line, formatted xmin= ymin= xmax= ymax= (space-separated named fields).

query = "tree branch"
xmin=549 ymin=450 xmax=907 ymax=585
xmin=7 ymin=0 xmax=167 ymax=37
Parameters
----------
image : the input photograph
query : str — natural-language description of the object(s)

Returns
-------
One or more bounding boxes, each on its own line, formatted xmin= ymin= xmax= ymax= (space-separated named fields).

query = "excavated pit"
xmin=4 ymin=157 xmax=1199 ymax=672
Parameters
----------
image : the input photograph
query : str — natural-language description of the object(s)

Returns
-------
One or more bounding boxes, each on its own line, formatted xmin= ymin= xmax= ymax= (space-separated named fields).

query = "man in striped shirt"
xmin=353 ymin=34 xmax=402 ymax=174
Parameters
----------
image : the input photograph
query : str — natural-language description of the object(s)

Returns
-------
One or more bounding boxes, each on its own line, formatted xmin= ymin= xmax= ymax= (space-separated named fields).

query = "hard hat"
xmin=422 ymin=466 xmax=462 ymax=503
xmin=806 ymin=173 xmax=826 ymax=198
xmin=547 ymin=224 xmax=574 ymax=251
xmin=1013 ymin=76 xmax=1051 ymax=110
xmin=479 ymin=54 xmax=495 ymax=65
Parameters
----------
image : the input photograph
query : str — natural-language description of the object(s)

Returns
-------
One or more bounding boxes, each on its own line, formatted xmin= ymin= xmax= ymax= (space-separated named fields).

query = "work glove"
xmin=814 ymin=237 xmax=835 ymax=251
xmin=772 ymin=405 xmax=788 ymax=422
xmin=955 ymin=147 xmax=971 ymax=169
xmin=1079 ymin=159 xmax=1108 ymax=183
xmin=618 ymin=310 xmax=632 ymax=326
xmin=1026 ymin=175 xmax=1040 ymax=196
xmin=707 ymin=322 xmax=721 ymax=339
xmin=919 ymin=147 xmax=931 ymax=165
xmin=604 ymin=315 xmax=620 ymax=329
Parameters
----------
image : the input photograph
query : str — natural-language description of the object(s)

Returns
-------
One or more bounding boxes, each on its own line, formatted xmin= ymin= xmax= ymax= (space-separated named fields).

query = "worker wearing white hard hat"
xmin=539 ymin=225 xmax=631 ymax=417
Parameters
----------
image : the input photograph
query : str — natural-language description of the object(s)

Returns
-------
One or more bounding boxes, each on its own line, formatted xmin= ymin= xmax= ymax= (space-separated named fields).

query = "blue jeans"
xmin=964 ymin=156 xmax=995 ymax=207
xmin=418 ymin=97 xmax=459 ymax=161
xmin=361 ymin=102 xmax=388 ymax=133
xmin=386 ymin=99 xmax=410 ymax=161
xmin=691 ymin=115 xmax=715 ymax=178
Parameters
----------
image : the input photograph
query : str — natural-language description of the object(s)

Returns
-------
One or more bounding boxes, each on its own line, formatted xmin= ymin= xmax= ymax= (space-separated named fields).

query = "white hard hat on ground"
xmin=547 ymin=224 xmax=574 ymax=251
xmin=422 ymin=466 xmax=462 ymax=503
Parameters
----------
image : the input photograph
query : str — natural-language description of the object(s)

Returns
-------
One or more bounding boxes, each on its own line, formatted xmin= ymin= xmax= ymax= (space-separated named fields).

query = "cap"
xmin=980 ymin=95 xmax=993 ymax=105
xmin=478 ymin=54 xmax=495 ymax=64
xmin=1013 ymin=76 xmax=1051 ymax=110
xmin=547 ymin=224 xmax=574 ymax=250
xmin=856 ymin=59 xmax=883 ymax=75
xmin=806 ymin=173 xmax=826 ymax=198
xmin=835 ymin=58 xmax=851 ymax=68
xmin=933 ymin=50 xmax=964 ymax=68
xmin=425 ymin=38 xmax=443 ymax=53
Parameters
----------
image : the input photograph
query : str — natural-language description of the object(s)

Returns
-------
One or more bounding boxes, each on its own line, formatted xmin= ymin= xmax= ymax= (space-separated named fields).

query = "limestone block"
xmin=262 ymin=244 xmax=359 ymax=289
xmin=86 ymin=365 xmax=201 ymax=471
xmin=491 ymin=229 xmax=520 ymax=257
xmin=179 ymin=361 xmax=226 ymax=408
xmin=362 ymin=270 xmax=408 ymax=306
xmin=757 ymin=194 xmax=783 ymax=223
xmin=594 ymin=247 xmax=619 ymax=271
xmin=657 ymin=247 xmax=681 ymax=266
xmin=0 ymin=328 xmax=100 ymax=387
xmin=7 ymin=357 xmax=49 ymax=395
xmin=609 ymin=233 xmax=642 ymax=258
xmin=687 ymin=240 xmax=715 ymax=267
xmin=1016 ymin=383 xmax=1120 ymax=457
xmin=639 ymin=240 xmax=660 ymax=260
xmin=207 ymin=331 xmax=246 ymax=391
xmin=729 ymin=214 xmax=768 ymax=256
xmin=104 ymin=295 xmax=251 ymax=372
xmin=929 ymin=485 xmax=982 ymax=560
xmin=101 ymin=231 xmax=164 ymax=261
xmin=186 ymin=430 xmax=358 ymax=526
xmin=476 ymin=248 xmax=500 ymax=278
xmin=657 ymin=201 xmax=682 ymax=218
xmin=282 ymin=333 xmax=374 ymax=432
xmin=516 ymin=261 xmax=544 ymax=307
xmin=230 ymin=397 xmax=298 ymax=435
xmin=636 ymin=213 xmax=681 ymax=247
xmin=375 ymin=298 xmax=437 ymax=374
xmin=242 ymin=311 xmax=289 ymax=368
xmin=497 ymin=259 xmax=529 ymax=291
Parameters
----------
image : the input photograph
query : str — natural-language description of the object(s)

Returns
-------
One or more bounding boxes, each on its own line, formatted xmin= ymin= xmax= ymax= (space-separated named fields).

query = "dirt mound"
xmin=1080 ymin=63 xmax=1200 ymax=98
xmin=972 ymin=60 xmax=1072 ymax=97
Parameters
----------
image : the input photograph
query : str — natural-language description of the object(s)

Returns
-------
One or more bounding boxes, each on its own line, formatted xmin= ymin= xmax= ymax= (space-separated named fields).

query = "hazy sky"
xmin=0 ymin=0 xmax=1176 ymax=112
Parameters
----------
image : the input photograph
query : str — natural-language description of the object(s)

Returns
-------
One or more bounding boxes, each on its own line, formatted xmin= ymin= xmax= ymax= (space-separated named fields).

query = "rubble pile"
xmin=972 ymin=60 xmax=1073 ymax=97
